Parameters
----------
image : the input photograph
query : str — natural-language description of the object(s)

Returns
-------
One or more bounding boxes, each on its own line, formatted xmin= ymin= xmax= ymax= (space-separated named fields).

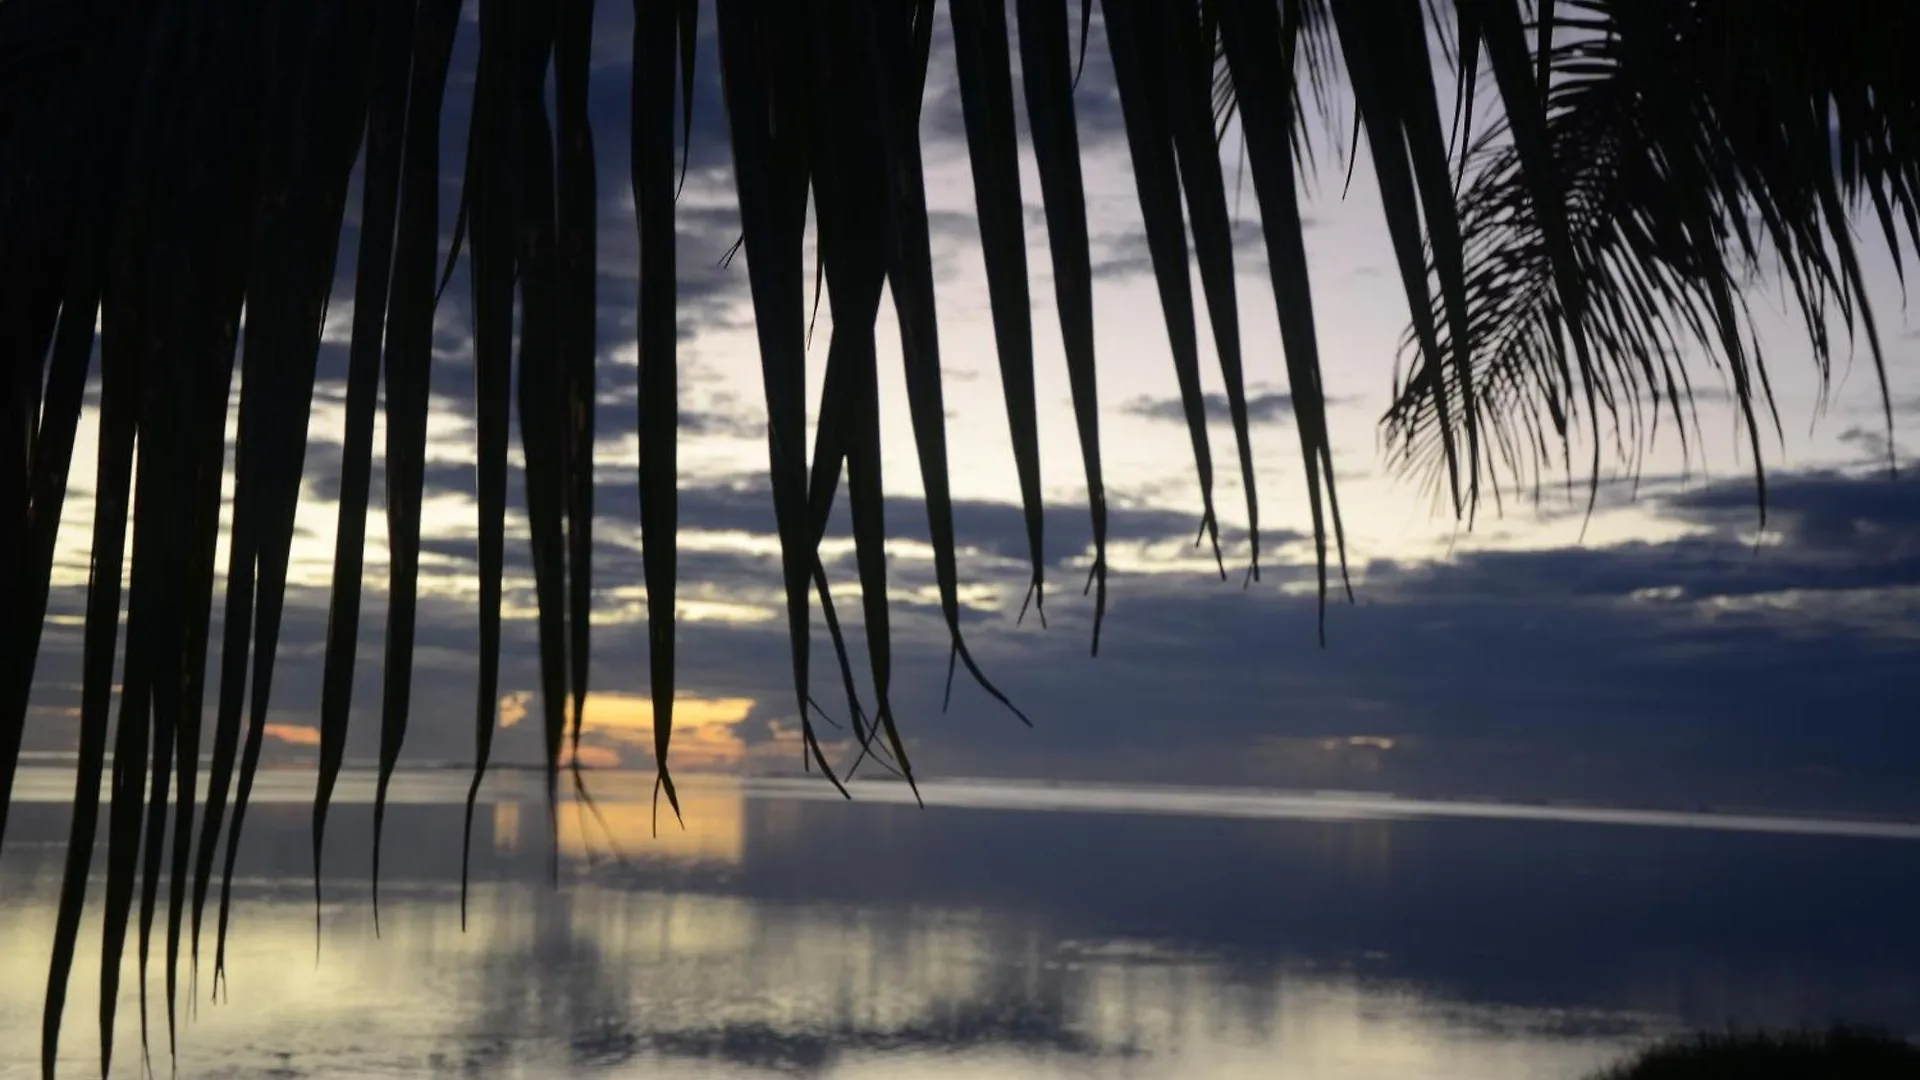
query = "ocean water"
xmin=2 ymin=768 xmax=1917 ymax=1079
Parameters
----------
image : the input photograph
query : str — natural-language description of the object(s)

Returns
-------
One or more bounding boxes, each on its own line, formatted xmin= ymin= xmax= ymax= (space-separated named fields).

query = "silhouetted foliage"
xmin=1 ymin=1 xmax=1910 ymax=1075
xmin=1591 ymin=1027 xmax=1920 ymax=1080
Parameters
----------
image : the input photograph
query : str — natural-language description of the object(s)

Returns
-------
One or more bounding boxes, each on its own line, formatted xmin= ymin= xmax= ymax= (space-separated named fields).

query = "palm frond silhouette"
xmin=0 ymin=0 xmax=1909 ymax=1074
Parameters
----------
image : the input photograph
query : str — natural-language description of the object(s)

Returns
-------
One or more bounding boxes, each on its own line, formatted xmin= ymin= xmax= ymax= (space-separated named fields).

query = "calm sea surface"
xmin=3 ymin=767 xmax=1918 ymax=1079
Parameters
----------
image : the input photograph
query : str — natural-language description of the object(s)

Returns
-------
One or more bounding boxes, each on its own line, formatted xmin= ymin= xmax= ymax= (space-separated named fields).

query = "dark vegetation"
xmin=2 ymin=0 xmax=1916 ymax=1075
xmin=1591 ymin=1028 xmax=1920 ymax=1080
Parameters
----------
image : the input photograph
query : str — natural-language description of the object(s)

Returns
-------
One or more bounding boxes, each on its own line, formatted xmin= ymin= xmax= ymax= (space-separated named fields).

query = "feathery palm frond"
xmin=1384 ymin=0 xmax=1918 ymax=511
xmin=1 ymin=2 xmax=1910 ymax=1074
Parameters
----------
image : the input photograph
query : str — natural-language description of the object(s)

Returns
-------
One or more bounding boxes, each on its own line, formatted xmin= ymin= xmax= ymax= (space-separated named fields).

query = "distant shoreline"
xmin=11 ymin=760 xmax=1920 ymax=841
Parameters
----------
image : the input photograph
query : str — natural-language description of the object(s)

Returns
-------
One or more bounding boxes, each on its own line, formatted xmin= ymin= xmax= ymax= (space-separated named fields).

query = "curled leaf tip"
xmin=1193 ymin=513 xmax=1226 ymax=579
xmin=955 ymin=639 xmax=1032 ymax=728
xmin=801 ymin=721 xmax=851 ymax=800
xmin=1081 ymin=559 xmax=1108 ymax=656
xmin=651 ymin=771 xmax=684 ymax=838
xmin=941 ymin=642 xmax=959 ymax=713
xmin=1015 ymin=576 xmax=1046 ymax=628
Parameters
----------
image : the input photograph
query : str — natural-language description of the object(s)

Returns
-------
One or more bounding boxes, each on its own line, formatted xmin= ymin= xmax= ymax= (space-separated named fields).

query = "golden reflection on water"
xmin=493 ymin=799 xmax=521 ymax=853
xmin=486 ymin=775 xmax=750 ymax=865
xmin=550 ymin=773 xmax=748 ymax=865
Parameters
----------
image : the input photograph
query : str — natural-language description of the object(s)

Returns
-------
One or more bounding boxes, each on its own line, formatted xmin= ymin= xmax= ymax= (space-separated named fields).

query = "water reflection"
xmin=550 ymin=773 xmax=748 ymax=865
xmin=2 ymin=769 xmax=1917 ymax=1079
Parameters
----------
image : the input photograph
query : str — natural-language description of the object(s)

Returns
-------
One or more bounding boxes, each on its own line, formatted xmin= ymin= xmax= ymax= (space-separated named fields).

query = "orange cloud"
xmin=263 ymin=723 xmax=321 ymax=747
xmin=552 ymin=775 xmax=746 ymax=864
xmin=489 ymin=691 xmax=759 ymax=771
xmin=561 ymin=743 xmax=623 ymax=770
xmin=573 ymin=693 xmax=756 ymax=770
xmin=498 ymin=691 xmax=531 ymax=729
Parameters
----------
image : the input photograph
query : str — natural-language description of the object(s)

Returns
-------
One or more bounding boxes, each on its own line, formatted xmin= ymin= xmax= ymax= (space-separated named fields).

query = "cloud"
xmin=1839 ymin=425 xmax=1892 ymax=458
xmin=1838 ymin=423 xmax=1911 ymax=467
xmin=264 ymin=723 xmax=323 ymax=748
xmin=734 ymin=472 xmax=1872 ymax=812
xmin=1667 ymin=469 xmax=1920 ymax=564
xmin=1088 ymin=217 xmax=1276 ymax=282
xmin=397 ymin=462 xmax=1284 ymax=585
xmin=1122 ymin=391 xmax=1298 ymax=426
xmin=499 ymin=691 xmax=530 ymax=729
xmin=565 ymin=691 xmax=757 ymax=770
xmin=896 ymin=470 xmax=1920 ymax=811
xmin=679 ymin=407 xmax=762 ymax=440
xmin=342 ymin=511 xmax=1910 ymax=792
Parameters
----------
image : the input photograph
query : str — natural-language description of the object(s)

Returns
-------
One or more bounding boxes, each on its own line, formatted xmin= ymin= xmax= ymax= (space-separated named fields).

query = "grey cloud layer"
xmin=24 ymin=470 xmax=1920 ymax=819
xmin=1122 ymin=390 xmax=1300 ymax=425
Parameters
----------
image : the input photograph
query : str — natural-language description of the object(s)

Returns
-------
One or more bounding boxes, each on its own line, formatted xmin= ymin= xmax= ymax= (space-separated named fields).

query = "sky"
xmin=21 ymin=3 xmax=1920 ymax=816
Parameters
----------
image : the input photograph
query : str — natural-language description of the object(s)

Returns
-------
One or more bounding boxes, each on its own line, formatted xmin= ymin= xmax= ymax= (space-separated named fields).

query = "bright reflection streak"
xmin=551 ymin=774 xmax=746 ymax=865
